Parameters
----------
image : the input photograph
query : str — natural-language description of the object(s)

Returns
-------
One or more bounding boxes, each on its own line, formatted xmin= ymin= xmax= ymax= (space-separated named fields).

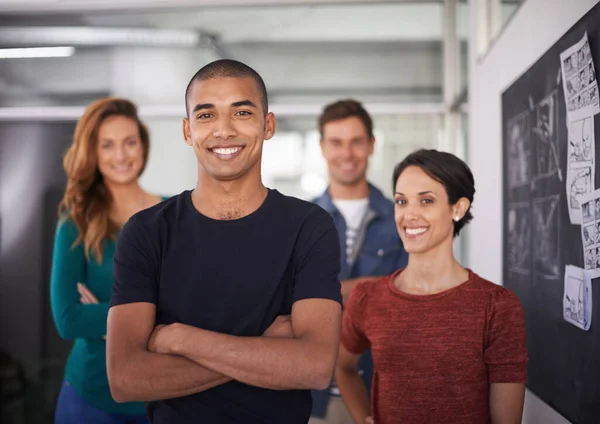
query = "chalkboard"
xmin=502 ymin=3 xmax=600 ymax=423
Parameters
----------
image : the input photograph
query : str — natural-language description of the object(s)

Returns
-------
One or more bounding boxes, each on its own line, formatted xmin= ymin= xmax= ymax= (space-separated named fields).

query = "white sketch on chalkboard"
xmin=580 ymin=67 xmax=590 ymax=90
xmin=589 ymin=86 xmax=599 ymax=107
xmin=566 ymin=162 xmax=593 ymax=225
xmin=507 ymin=111 xmax=531 ymax=188
xmin=582 ymin=39 xmax=592 ymax=62
xmin=585 ymin=248 xmax=595 ymax=270
xmin=566 ymin=79 xmax=577 ymax=98
xmin=568 ymin=116 xmax=593 ymax=164
xmin=578 ymin=88 xmax=593 ymax=108
xmin=569 ymin=167 xmax=592 ymax=208
xmin=533 ymin=195 xmax=560 ymax=279
xmin=582 ymin=200 xmax=594 ymax=223
xmin=563 ymin=265 xmax=592 ymax=331
xmin=580 ymin=190 xmax=600 ymax=279
xmin=507 ymin=203 xmax=531 ymax=274
xmin=566 ymin=166 xmax=594 ymax=224
xmin=560 ymin=32 xmax=600 ymax=121
xmin=533 ymin=91 xmax=561 ymax=180
xmin=583 ymin=224 xmax=595 ymax=247
xmin=567 ymin=124 xmax=594 ymax=223
xmin=565 ymin=276 xmax=584 ymax=322
xmin=562 ymin=53 xmax=577 ymax=77
xmin=567 ymin=73 xmax=583 ymax=98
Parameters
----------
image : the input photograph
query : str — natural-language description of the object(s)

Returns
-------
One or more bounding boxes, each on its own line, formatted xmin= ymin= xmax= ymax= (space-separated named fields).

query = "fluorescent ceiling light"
xmin=0 ymin=46 xmax=75 ymax=59
xmin=0 ymin=27 xmax=202 ymax=47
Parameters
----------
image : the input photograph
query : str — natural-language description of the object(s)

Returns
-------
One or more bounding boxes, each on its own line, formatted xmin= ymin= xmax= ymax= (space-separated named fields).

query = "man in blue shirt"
xmin=310 ymin=99 xmax=408 ymax=423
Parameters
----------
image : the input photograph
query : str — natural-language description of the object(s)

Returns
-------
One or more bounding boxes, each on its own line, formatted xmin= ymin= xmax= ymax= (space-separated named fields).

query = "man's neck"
xmin=193 ymin=170 xmax=268 ymax=220
xmin=329 ymin=179 xmax=369 ymax=200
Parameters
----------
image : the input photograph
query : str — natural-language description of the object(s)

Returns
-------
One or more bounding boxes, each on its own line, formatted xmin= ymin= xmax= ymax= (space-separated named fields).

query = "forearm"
xmin=335 ymin=366 xmax=370 ymax=424
xmin=54 ymin=303 xmax=110 ymax=339
xmin=109 ymin=349 xmax=230 ymax=402
xmin=489 ymin=383 xmax=525 ymax=424
xmin=173 ymin=326 xmax=334 ymax=391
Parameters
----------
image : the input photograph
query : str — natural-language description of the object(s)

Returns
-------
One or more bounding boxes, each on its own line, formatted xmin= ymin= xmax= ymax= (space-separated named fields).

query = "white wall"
xmin=467 ymin=0 xmax=599 ymax=423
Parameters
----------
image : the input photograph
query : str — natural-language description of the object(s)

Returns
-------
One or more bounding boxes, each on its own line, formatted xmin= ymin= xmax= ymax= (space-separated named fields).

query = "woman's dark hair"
xmin=392 ymin=149 xmax=475 ymax=237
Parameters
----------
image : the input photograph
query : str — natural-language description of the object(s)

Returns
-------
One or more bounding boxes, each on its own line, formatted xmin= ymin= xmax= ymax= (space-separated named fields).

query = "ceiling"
xmin=0 ymin=1 xmax=521 ymax=108
xmin=0 ymin=2 xmax=469 ymax=45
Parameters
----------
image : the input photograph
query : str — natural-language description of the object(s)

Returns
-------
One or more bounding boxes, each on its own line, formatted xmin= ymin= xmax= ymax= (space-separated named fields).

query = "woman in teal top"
xmin=50 ymin=97 xmax=166 ymax=424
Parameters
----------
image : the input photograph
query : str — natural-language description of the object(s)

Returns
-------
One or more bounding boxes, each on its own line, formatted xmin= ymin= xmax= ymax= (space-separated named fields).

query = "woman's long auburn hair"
xmin=58 ymin=97 xmax=150 ymax=263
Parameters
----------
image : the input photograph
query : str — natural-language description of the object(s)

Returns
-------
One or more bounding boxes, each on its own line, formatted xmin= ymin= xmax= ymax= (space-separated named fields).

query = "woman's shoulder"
xmin=56 ymin=214 xmax=79 ymax=235
xmin=353 ymin=274 xmax=393 ymax=301
xmin=468 ymin=271 xmax=523 ymax=310
xmin=53 ymin=214 xmax=84 ymax=251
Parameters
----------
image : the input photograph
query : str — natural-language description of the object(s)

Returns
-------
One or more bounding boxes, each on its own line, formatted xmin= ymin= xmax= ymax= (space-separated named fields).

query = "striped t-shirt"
xmin=332 ymin=198 xmax=369 ymax=263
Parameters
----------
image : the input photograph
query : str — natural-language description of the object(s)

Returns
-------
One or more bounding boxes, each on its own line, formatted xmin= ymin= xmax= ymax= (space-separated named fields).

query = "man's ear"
xmin=369 ymin=136 xmax=376 ymax=155
xmin=264 ymin=112 xmax=276 ymax=140
xmin=183 ymin=118 xmax=192 ymax=147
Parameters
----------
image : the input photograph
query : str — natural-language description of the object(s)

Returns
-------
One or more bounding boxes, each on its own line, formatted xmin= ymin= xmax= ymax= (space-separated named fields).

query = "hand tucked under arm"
xmin=107 ymin=303 xmax=231 ymax=402
xmin=110 ymin=308 xmax=295 ymax=402
xmin=77 ymin=284 xmax=107 ymax=340
xmin=151 ymin=299 xmax=341 ymax=391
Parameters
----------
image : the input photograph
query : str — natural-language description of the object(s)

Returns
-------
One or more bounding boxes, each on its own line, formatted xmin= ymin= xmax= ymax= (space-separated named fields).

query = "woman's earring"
xmin=454 ymin=216 xmax=460 ymax=222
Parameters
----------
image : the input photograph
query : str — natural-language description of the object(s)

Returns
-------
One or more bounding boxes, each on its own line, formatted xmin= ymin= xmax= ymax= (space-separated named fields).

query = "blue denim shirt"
xmin=311 ymin=183 xmax=408 ymax=418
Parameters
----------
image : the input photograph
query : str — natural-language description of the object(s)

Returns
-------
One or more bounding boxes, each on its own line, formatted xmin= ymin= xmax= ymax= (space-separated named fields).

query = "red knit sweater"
xmin=341 ymin=269 xmax=528 ymax=424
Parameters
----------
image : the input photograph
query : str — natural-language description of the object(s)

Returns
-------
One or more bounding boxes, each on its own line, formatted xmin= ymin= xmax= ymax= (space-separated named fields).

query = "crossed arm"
xmin=107 ymin=298 xmax=341 ymax=402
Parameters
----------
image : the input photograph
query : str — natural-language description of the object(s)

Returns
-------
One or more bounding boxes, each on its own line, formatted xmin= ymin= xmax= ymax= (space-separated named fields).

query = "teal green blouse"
xmin=50 ymin=201 xmax=166 ymax=414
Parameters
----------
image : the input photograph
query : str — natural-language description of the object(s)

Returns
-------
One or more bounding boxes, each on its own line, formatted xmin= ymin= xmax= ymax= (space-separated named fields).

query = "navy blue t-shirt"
xmin=110 ymin=189 xmax=342 ymax=424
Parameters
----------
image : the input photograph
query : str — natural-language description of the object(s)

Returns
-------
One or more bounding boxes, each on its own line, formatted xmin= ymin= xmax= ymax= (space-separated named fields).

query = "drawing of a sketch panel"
xmin=533 ymin=90 xmax=560 ymax=180
xmin=533 ymin=195 xmax=561 ymax=279
xmin=507 ymin=202 xmax=531 ymax=275
xmin=507 ymin=110 xmax=532 ymax=189
xmin=568 ymin=166 xmax=593 ymax=210
xmin=563 ymin=273 xmax=585 ymax=324
xmin=569 ymin=116 xmax=594 ymax=164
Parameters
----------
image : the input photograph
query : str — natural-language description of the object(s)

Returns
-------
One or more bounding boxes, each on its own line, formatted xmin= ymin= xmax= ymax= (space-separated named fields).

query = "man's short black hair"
xmin=392 ymin=149 xmax=476 ymax=238
xmin=184 ymin=59 xmax=268 ymax=116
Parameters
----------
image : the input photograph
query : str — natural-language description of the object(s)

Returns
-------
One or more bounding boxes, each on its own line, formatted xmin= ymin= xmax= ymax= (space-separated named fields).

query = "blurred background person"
xmin=50 ymin=97 xmax=166 ymax=424
xmin=310 ymin=99 xmax=407 ymax=423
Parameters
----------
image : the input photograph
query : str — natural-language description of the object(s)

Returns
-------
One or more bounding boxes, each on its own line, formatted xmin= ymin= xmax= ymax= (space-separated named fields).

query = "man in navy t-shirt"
xmin=106 ymin=59 xmax=343 ymax=424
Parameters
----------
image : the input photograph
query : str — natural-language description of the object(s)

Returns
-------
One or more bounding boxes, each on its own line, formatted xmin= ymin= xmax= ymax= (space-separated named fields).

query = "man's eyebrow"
xmin=191 ymin=100 xmax=258 ymax=114
xmin=192 ymin=103 xmax=214 ymax=113
xmin=231 ymin=100 xmax=258 ymax=109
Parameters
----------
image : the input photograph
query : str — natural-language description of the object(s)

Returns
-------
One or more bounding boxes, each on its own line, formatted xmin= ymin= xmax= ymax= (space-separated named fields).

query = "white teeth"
xmin=406 ymin=228 xmax=427 ymax=235
xmin=213 ymin=147 xmax=241 ymax=155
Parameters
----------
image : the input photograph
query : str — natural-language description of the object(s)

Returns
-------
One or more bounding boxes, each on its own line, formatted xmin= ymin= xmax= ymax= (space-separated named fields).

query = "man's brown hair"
xmin=318 ymin=99 xmax=374 ymax=139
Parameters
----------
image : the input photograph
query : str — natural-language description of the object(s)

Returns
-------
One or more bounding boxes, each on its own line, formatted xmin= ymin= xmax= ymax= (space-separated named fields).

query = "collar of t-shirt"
xmin=332 ymin=198 xmax=369 ymax=230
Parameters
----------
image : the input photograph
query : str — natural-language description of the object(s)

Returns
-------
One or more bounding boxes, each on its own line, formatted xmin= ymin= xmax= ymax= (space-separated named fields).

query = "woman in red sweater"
xmin=335 ymin=149 xmax=528 ymax=424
